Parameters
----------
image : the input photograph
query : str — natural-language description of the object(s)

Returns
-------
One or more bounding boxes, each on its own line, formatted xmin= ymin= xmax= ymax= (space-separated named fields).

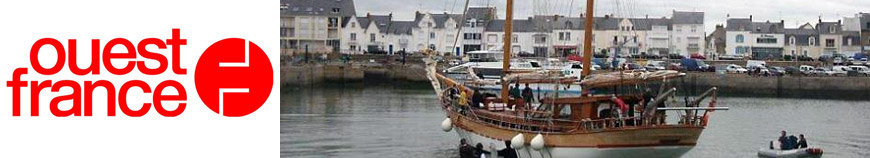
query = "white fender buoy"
xmin=511 ymin=133 xmax=525 ymax=149
xmin=441 ymin=118 xmax=453 ymax=132
xmin=531 ymin=134 xmax=545 ymax=150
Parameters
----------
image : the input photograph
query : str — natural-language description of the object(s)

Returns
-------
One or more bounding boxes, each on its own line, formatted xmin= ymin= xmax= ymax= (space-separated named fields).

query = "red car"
xmin=690 ymin=53 xmax=707 ymax=60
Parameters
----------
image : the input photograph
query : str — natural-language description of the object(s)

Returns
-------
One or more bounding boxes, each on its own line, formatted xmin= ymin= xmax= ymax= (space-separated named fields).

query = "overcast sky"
xmin=354 ymin=0 xmax=870 ymax=33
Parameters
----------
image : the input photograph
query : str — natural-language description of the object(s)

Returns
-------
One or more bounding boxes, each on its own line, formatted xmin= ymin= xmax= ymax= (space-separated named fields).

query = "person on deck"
xmin=510 ymin=82 xmax=522 ymax=99
xmin=471 ymin=90 xmax=484 ymax=109
xmin=797 ymin=134 xmax=808 ymax=149
xmin=459 ymin=89 xmax=468 ymax=107
xmin=459 ymin=139 xmax=475 ymax=158
xmin=498 ymin=141 xmax=518 ymax=158
xmin=522 ymin=83 xmax=534 ymax=106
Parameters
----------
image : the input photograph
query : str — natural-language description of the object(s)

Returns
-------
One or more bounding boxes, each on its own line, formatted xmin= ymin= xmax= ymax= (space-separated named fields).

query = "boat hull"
xmin=455 ymin=127 xmax=695 ymax=158
xmin=447 ymin=111 xmax=703 ymax=158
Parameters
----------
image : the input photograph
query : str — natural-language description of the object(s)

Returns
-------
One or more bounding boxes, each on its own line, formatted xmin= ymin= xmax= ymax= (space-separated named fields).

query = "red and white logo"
xmin=194 ymin=38 xmax=273 ymax=117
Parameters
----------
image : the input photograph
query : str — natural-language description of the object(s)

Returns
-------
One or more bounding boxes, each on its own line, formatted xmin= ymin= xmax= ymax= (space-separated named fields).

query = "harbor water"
xmin=281 ymin=82 xmax=870 ymax=158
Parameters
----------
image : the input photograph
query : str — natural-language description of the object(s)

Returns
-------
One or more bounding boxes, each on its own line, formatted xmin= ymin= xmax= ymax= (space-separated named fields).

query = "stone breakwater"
xmin=281 ymin=62 xmax=429 ymax=86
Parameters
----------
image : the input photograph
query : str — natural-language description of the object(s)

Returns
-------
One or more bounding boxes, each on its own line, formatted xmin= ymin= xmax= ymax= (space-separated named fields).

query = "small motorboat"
xmin=757 ymin=147 xmax=823 ymax=158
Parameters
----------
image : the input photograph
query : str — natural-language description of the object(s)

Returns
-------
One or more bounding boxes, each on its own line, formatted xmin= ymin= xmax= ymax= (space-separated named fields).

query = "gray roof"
xmin=630 ymin=18 xmax=673 ymax=30
xmin=784 ymin=28 xmax=819 ymax=46
xmin=465 ymin=7 xmax=496 ymax=21
xmin=280 ymin=0 xmax=356 ymax=17
xmin=485 ymin=19 xmax=540 ymax=32
xmin=860 ymin=13 xmax=870 ymax=30
xmin=672 ymin=11 xmax=704 ymax=24
xmin=726 ymin=18 xmax=784 ymax=33
xmin=485 ymin=15 xmax=675 ymax=32
xmin=815 ymin=22 xmax=841 ymax=34
xmin=386 ymin=21 xmax=415 ymax=35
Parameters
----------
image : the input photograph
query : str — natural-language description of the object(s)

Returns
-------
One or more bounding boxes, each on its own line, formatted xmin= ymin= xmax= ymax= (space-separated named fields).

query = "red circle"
xmin=195 ymin=38 xmax=272 ymax=117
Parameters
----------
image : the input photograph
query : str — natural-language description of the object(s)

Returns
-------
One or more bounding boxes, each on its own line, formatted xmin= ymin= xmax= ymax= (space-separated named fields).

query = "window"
xmin=566 ymin=21 xmax=573 ymax=28
xmin=559 ymin=32 xmax=571 ymax=41
xmin=736 ymin=46 xmax=746 ymax=54
xmin=847 ymin=38 xmax=853 ymax=46
xmin=487 ymin=34 xmax=498 ymax=43
xmin=534 ymin=35 xmax=547 ymax=44
xmin=809 ymin=37 xmax=816 ymax=46
xmin=691 ymin=26 xmax=697 ymax=33
xmin=512 ymin=35 xmax=518 ymax=43
xmin=829 ymin=26 xmax=836 ymax=34
xmin=826 ymin=39 xmax=835 ymax=47
xmin=370 ymin=33 xmax=376 ymax=42
xmin=736 ymin=34 xmax=744 ymax=43
xmin=350 ymin=45 xmax=357 ymax=51
xmin=332 ymin=8 xmax=340 ymax=13
xmin=350 ymin=33 xmax=357 ymax=41
xmin=463 ymin=33 xmax=481 ymax=40
xmin=676 ymin=26 xmax=683 ymax=32
xmin=430 ymin=32 xmax=436 ymax=39
xmin=789 ymin=36 xmax=795 ymax=45
xmin=328 ymin=18 xmax=339 ymax=27
xmin=427 ymin=22 xmax=433 ymax=27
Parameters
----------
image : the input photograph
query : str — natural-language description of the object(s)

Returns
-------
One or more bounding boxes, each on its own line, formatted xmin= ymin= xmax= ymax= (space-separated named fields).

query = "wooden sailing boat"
xmin=424 ymin=0 xmax=728 ymax=158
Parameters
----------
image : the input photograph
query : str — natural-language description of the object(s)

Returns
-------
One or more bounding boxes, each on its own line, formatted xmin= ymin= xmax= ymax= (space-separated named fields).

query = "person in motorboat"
xmin=497 ymin=141 xmax=518 ymax=158
xmin=778 ymin=131 xmax=790 ymax=150
xmin=459 ymin=139 xmax=476 ymax=158
xmin=474 ymin=143 xmax=490 ymax=158
xmin=798 ymin=134 xmax=808 ymax=149
xmin=760 ymin=132 xmax=823 ymax=158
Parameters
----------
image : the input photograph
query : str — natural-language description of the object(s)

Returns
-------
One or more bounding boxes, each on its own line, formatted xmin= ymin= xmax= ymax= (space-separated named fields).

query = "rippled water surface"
xmin=281 ymin=83 xmax=870 ymax=158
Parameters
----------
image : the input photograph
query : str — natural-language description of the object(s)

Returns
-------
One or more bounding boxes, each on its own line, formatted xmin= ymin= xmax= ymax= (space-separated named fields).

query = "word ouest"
xmin=7 ymin=29 xmax=188 ymax=117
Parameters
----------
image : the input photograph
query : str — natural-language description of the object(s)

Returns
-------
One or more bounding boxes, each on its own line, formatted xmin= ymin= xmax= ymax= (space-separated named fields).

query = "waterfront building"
xmin=725 ymin=17 xmax=786 ymax=60
xmin=280 ymin=0 xmax=357 ymax=55
xmin=707 ymin=24 xmax=727 ymax=58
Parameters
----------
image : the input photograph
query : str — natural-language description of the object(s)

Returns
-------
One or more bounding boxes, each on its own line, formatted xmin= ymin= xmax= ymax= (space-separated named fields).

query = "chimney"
xmin=781 ymin=20 xmax=784 ymax=24
xmin=580 ymin=13 xmax=584 ymax=18
xmin=838 ymin=20 xmax=842 ymax=25
xmin=366 ymin=12 xmax=371 ymax=19
xmin=646 ymin=14 xmax=649 ymax=19
xmin=749 ymin=15 xmax=753 ymax=21
xmin=389 ymin=12 xmax=393 ymax=20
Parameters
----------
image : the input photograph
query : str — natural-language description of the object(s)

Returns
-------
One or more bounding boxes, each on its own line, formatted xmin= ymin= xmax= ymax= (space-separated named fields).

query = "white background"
xmin=0 ymin=0 xmax=278 ymax=157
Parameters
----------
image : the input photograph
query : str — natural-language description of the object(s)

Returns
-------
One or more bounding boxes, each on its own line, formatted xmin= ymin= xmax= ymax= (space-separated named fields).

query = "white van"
xmin=799 ymin=65 xmax=814 ymax=75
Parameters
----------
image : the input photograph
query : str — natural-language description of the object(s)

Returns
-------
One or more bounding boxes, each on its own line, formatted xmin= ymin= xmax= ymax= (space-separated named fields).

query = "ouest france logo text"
xmin=5 ymin=29 xmax=273 ymax=117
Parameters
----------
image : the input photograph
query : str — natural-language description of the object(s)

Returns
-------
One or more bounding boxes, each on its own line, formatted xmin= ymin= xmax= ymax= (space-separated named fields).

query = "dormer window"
xmin=809 ymin=37 xmax=816 ymax=46
xmin=332 ymin=8 xmax=340 ymax=13
xmin=789 ymin=36 xmax=795 ymax=45
xmin=829 ymin=26 xmax=835 ymax=34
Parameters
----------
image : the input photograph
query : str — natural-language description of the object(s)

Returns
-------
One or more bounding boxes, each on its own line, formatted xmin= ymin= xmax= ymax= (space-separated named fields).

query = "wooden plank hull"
xmin=449 ymin=112 xmax=704 ymax=158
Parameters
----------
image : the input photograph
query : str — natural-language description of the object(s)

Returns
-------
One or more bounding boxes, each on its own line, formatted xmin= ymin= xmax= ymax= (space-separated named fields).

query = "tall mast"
xmin=581 ymin=0 xmax=595 ymax=77
xmin=501 ymin=0 xmax=514 ymax=103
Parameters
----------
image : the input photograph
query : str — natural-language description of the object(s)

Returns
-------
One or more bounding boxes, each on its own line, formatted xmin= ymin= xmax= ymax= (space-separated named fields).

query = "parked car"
xmin=812 ymin=67 xmax=838 ymax=76
xmin=784 ymin=66 xmax=801 ymax=75
xmin=681 ymin=59 xmax=714 ymax=72
xmin=799 ymin=65 xmax=815 ymax=75
xmin=726 ymin=64 xmax=748 ymax=73
xmin=667 ymin=54 xmax=685 ymax=60
xmin=624 ymin=63 xmax=647 ymax=71
xmin=718 ymin=55 xmax=743 ymax=60
xmin=849 ymin=65 xmax=870 ymax=76
xmin=690 ymin=53 xmax=707 ymax=60
xmin=645 ymin=60 xmax=667 ymax=71
xmin=769 ymin=66 xmax=786 ymax=76
xmin=832 ymin=66 xmax=852 ymax=76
